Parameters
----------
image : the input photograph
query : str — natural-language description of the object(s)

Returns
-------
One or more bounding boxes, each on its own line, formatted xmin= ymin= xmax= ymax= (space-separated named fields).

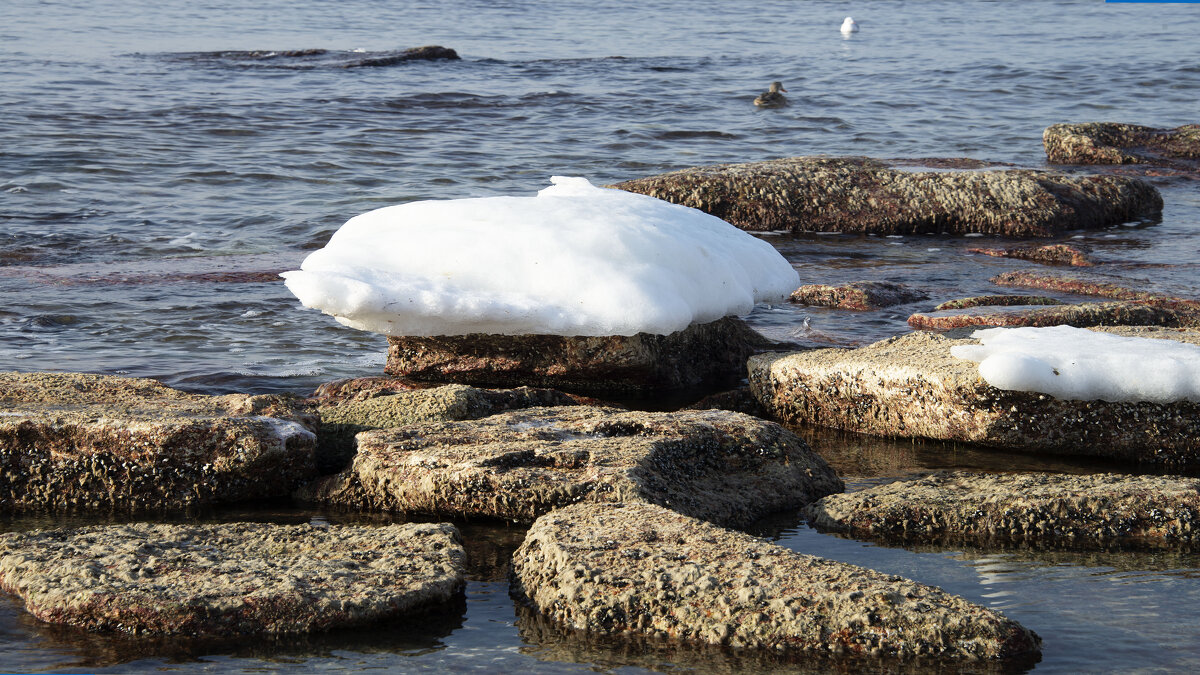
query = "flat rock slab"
xmin=308 ymin=406 xmax=842 ymax=528
xmin=610 ymin=156 xmax=1162 ymax=237
xmin=511 ymin=502 xmax=1040 ymax=660
xmin=991 ymin=270 xmax=1200 ymax=311
xmin=1044 ymin=123 xmax=1200 ymax=171
xmin=385 ymin=316 xmax=778 ymax=398
xmin=807 ymin=471 xmax=1200 ymax=549
xmin=790 ymin=281 xmax=928 ymax=310
xmin=908 ymin=301 xmax=1196 ymax=331
xmin=311 ymin=382 xmax=587 ymax=472
xmin=748 ymin=329 xmax=1200 ymax=464
xmin=0 ymin=521 xmax=464 ymax=636
xmin=932 ymin=295 xmax=1064 ymax=311
xmin=0 ymin=372 xmax=318 ymax=512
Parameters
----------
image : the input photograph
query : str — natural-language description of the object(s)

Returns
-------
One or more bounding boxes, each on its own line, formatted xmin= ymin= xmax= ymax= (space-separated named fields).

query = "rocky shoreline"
xmin=4 ymin=129 xmax=1200 ymax=666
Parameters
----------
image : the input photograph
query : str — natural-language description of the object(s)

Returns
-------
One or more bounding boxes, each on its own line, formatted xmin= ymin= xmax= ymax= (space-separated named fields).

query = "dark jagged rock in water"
xmin=908 ymin=301 xmax=1197 ymax=331
xmin=748 ymin=328 xmax=1200 ymax=465
xmin=384 ymin=316 xmax=780 ymax=398
xmin=789 ymin=281 xmax=928 ymax=310
xmin=967 ymin=243 xmax=1095 ymax=267
xmin=309 ymin=381 xmax=590 ymax=472
xmin=610 ymin=156 xmax=1163 ymax=237
xmin=0 ymin=372 xmax=318 ymax=513
xmin=163 ymin=45 xmax=459 ymax=70
xmin=300 ymin=406 xmax=842 ymax=528
xmin=511 ymin=502 xmax=1041 ymax=661
xmin=807 ymin=471 xmax=1200 ymax=550
xmin=1044 ymin=123 xmax=1200 ymax=171
xmin=0 ymin=522 xmax=465 ymax=637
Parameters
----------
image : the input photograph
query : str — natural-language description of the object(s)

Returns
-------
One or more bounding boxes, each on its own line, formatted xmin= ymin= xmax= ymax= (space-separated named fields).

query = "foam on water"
xmin=283 ymin=177 xmax=799 ymax=337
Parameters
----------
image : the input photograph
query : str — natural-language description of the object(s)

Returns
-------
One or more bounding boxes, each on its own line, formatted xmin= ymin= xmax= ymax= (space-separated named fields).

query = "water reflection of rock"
xmin=788 ymin=423 xmax=1125 ymax=481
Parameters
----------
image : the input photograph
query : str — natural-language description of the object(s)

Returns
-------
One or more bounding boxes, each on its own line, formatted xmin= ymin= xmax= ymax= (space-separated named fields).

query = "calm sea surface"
xmin=3 ymin=0 xmax=1200 ymax=672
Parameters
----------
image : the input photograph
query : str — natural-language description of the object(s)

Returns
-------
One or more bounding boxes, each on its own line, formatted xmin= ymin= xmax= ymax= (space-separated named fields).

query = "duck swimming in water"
xmin=753 ymin=81 xmax=788 ymax=108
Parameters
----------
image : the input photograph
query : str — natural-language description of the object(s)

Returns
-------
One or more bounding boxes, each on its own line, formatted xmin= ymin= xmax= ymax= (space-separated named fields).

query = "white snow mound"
xmin=282 ymin=176 xmax=800 ymax=337
xmin=950 ymin=325 xmax=1200 ymax=404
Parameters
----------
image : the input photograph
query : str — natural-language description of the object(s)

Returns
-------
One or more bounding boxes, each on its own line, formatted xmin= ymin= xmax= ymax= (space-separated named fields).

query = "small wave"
xmin=652 ymin=130 xmax=739 ymax=140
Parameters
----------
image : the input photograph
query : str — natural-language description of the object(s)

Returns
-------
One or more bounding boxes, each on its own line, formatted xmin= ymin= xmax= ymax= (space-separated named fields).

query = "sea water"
xmin=2 ymin=0 xmax=1200 ymax=672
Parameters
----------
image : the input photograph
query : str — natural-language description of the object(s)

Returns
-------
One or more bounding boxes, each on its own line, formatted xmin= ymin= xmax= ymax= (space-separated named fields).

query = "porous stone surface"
xmin=610 ymin=156 xmax=1162 ymax=236
xmin=384 ymin=316 xmax=778 ymax=398
xmin=0 ymin=372 xmax=318 ymax=512
xmin=1043 ymin=123 xmax=1200 ymax=168
xmin=967 ymin=243 xmax=1094 ymax=267
xmin=305 ymin=406 xmax=842 ymax=527
xmin=311 ymin=381 xmax=588 ymax=472
xmin=511 ymin=502 xmax=1040 ymax=660
xmin=932 ymin=295 xmax=1065 ymax=311
xmin=0 ymin=521 xmax=464 ymax=636
xmin=807 ymin=471 xmax=1200 ymax=548
xmin=790 ymin=281 xmax=928 ymax=310
xmin=748 ymin=329 xmax=1200 ymax=464
xmin=908 ymin=301 xmax=1194 ymax=331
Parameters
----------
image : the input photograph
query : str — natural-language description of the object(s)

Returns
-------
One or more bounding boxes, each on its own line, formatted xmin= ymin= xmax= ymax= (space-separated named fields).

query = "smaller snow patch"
xmin=951 ymin=326 xmax=1200 ymax=403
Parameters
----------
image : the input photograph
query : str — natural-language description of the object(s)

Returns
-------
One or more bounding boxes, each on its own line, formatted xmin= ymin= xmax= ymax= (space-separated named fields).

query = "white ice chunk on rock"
xmin=282 ymin=177 xmax=800 ymax=337
xmin=950 ymin=325 xmax=1200 ymax=403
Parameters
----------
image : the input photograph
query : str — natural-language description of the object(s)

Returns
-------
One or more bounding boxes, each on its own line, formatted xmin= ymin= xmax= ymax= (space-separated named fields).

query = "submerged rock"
xmin=303 ymin=406 xmax=842 ymax=527
xmin=790 ymin=281 xmax=928 ymax=310
xmin=967 ymin=243 xmax=1095 ymax=267
xmin=0 ymin=522 xmax=464 ymax=636
xmin=748 ymin=329 xmax=1200 ymax=464
xmin=908 ymin=300 xmax=1195 ymax=331
xmin=384 ymin=316 xmax=779 ymax=398
xmin=611 ymin=156 xmax=1162 ymax=236
xmin=1043 ymin=123 xmax=1200 ymax=170
xmin=0 ymin=372 xmax=318 ymax=512
xmin=511 ymin=502 xmax=1040 ymax=660
xmin=311 ymin=381 xmax=589 ymax=472
xmin=807 ymin=471 xmax=1200 ymax=549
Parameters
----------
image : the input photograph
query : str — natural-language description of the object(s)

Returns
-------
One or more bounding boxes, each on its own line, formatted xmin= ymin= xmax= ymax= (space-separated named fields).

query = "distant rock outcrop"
xmin=611 ymin=156 xmax=1162 ymax=236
